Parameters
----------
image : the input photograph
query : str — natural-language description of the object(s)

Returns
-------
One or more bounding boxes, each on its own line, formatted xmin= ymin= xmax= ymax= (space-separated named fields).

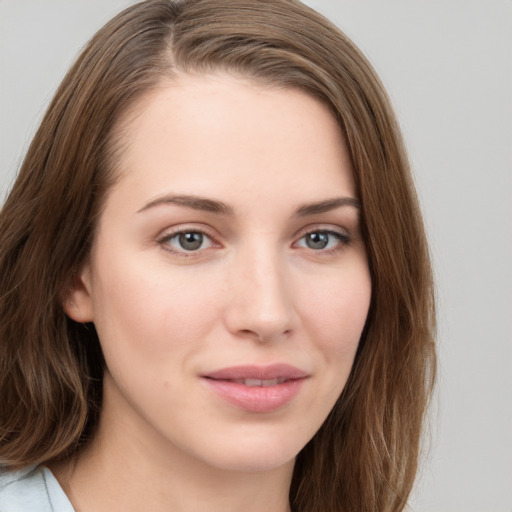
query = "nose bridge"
xmin=225 ymin=236 xmax=295 ymax=341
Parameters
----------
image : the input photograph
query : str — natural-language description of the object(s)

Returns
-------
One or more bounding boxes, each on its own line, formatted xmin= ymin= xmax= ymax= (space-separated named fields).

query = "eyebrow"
xmin=294 ymin=197 xmax=361 ymax=216
xmin=137 ymin=194 xmax=234 ymax=215
xmin=137 ymin=194 xmax=360 ymax=216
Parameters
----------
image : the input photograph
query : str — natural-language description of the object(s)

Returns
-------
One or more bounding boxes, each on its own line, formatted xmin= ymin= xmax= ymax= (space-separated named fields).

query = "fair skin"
xmin=57 ymin=73 xmax=371 ymax=512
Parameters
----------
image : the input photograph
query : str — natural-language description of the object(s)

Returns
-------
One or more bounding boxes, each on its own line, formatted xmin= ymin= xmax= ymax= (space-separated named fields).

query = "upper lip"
xmin=203 ymin=364 xmax=308 ymax=381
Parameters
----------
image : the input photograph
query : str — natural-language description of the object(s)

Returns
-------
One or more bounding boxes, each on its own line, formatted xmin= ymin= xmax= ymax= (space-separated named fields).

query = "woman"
xmin=0 ymin=1 xmax=436 ymax=511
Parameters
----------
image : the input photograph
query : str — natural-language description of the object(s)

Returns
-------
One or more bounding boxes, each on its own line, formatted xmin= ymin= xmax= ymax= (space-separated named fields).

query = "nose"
xmin=224 ymin=244 xmax=297 ymax=343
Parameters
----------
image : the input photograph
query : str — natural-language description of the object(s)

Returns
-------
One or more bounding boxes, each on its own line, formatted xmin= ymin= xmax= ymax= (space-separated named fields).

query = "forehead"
xmin=106 ymin=72 xmax=356 ymax=212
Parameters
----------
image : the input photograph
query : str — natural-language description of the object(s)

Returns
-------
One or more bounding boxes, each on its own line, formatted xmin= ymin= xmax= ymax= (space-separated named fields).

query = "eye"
xmin=160 ymin=230 xmax=214 ymax=253
xmin=295 ymin=230 xmax=350 ymax=251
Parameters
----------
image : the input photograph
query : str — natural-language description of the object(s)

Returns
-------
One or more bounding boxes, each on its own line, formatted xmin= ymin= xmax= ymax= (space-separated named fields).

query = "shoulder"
xmin=0 ymin=465 xmax=74 ymax=512
xmin=0 ymin=465 xmax=53 ymax=512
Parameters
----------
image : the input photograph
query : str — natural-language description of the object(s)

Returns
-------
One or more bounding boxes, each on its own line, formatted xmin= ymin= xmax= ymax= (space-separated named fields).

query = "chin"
xmin=194 ymin=441 xmax=302 ymax=473
xmin=209 ymin=449 xmax=297 ymax=474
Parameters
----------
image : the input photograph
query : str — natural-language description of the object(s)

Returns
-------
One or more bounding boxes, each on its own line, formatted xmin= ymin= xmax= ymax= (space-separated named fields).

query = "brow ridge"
xmin=137 ymin=194 xmax=234 ymax=215
xmin=137 ymin=194 xmax=360 ymax=217
xmin=294 ymin=197 xmax=361 ymax=216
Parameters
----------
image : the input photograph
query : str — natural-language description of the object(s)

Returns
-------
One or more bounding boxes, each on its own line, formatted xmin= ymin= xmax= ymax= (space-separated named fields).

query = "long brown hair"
xmin=0 ymin=1 xmax=436 ymax=510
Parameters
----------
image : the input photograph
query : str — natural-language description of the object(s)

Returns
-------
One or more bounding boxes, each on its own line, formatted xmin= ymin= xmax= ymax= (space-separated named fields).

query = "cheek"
xmin=90 ymin=256 xmax=223 ymax=360
xmin=293 ymin=262 xmax=371 ymax=408
xmin=298 ymin=263 xmax=371 ymax=354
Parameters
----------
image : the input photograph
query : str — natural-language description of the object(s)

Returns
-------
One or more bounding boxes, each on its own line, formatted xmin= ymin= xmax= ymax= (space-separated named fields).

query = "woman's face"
xmin=67 ymin=73 xmax=371 ymax=473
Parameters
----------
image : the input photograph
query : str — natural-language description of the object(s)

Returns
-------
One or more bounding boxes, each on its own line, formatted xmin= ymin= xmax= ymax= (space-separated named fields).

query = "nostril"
xmin=237 ymin=328 xmax=293 ymax=343
xmin=238 ymin=329 xmax=264 ymax=341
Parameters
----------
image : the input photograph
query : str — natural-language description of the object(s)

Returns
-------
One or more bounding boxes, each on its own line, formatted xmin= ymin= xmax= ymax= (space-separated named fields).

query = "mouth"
xmin=201 ymin=364 xmax=308 ymax=413
xmin=203 ymin=363 xmax=308 ymax=381
xmin=228 ymin=377 xmax=288 ymax=386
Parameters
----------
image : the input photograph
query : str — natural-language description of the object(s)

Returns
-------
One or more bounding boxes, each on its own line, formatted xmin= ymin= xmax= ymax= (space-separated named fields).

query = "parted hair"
xmin=0 ymin=1 xmax=436 ymax=511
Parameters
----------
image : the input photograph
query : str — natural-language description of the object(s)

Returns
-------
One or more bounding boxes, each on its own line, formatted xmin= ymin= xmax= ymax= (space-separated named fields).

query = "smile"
xmin=202 ymin=364 xmax=308 ymax=413
xmin=230 ymin=378 xmax=288 ymax=386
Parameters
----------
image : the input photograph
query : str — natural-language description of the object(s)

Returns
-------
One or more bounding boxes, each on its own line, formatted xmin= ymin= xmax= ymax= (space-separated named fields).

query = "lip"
xmin=204 ymin=364 xmax=308 ymax=381
xmin=201 ymin=364 xmax=308 ymax=413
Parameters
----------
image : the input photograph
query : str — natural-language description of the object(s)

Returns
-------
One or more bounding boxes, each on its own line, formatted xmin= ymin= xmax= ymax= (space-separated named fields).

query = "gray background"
xmin=1 ymin=1 xmax=511 ymax=510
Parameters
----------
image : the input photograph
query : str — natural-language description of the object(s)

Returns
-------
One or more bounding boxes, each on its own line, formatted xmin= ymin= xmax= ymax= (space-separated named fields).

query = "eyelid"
xmin=155 ymin=223 xmax=353 ymax=258
xmin=156 ymin=224 xmax=222 ymax=257
xmin=292 ymin=225 xmax=352 ymax=252
xmin=293 ymin=223 xmax=350 ymax=241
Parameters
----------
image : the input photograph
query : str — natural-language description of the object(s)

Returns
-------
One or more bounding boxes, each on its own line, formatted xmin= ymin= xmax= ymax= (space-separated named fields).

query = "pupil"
xmin=179 ymin=232 xmax=203 ymax=250
xmin=307 ymin=232 xmax=328 ymax=249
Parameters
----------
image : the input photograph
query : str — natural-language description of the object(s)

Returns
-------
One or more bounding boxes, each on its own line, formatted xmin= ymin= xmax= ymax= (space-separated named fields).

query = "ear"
xmin=62 ymin=264 xmax=94 ymax=323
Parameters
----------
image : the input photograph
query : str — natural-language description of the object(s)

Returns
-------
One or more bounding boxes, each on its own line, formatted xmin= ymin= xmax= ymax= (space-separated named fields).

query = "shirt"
xmin=0 ymin=465 xmax=74 ymax=512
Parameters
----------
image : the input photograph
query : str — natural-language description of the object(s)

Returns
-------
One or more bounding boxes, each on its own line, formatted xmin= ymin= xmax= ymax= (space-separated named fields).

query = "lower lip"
xmin=202 ymin=378 xmax=306 ymax=413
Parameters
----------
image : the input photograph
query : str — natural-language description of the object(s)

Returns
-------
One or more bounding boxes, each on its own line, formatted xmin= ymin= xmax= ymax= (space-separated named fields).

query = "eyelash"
xmin=157 ymin=227 xmax=218 ymax=257
xmin=157 ymin=227 xmax=351 ymax=258
xmin=294 ymin=229 xmax=351 ymax=255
